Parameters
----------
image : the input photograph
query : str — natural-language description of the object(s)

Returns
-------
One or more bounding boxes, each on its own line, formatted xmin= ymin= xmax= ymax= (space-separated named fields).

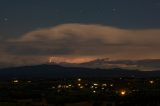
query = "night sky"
xmin=0 ymin=0 xmax=160 ymax=65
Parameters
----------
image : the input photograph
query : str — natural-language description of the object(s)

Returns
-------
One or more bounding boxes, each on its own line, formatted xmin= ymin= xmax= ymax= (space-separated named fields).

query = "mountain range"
xmin=0 ymin=64 xmax=160 ymax=79
xmin=59 ymin=58 xmax=160 ymax=71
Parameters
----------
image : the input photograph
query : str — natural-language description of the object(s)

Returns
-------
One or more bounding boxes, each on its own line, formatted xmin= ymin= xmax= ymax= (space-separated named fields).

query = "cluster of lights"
xmin=9 ymin=78 xmax=136 ymax=97
xmin=57 ymin=84 xmax=73 ymax=89
xmin=90 ymin=83 xmax=109 ymax=90
xmin=50 ymin=79 xmax=156 ymax=97
xmin=77 ymin=78 xmax=85 ymax=89
xmin=11 ymin=79 xmax=119 ymax=93
xmin=11 ymin=78 xmax=152 ymax=98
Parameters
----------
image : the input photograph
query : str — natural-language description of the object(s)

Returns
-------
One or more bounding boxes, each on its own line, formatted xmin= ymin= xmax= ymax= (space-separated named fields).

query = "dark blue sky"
xmin=1 ymin=0 xmax=160 ymax=65
xmin=0 ymin=0 xmax=160 ymax=38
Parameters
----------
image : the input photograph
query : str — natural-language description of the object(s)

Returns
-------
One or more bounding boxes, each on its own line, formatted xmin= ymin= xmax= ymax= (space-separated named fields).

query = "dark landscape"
xmin=0 ymin=64 xmax=160 ymax=106
xmin=1 ymin=64 xmax=160 ymax=79
xmin=1 ymin=0 xmax=160 ymax=105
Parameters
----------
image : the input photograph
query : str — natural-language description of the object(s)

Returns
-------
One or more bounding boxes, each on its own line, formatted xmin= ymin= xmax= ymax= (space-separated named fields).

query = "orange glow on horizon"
xmin=48 ymin=56 xmax=96 ymax=63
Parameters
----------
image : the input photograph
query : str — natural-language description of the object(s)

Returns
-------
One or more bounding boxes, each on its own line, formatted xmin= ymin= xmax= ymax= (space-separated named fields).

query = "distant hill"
xmin=0 ymin=64 xmax=160 ymax=79
xmin=1 ymin=59 xmax=160 ymax=71
xmin=59 ymin=59 xmax=160 ymax=71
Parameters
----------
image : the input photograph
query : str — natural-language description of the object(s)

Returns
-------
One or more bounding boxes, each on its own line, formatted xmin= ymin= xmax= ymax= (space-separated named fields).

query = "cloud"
xmin=1 ymin=23 xmax=160 ymax=65
xmin=10 ymin=23 xmax=160 ymax=45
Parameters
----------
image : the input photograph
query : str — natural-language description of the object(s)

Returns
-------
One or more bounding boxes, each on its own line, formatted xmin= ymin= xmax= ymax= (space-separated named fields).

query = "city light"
xmin=93 ymin=90 xmax=96 ymax=93
xmin=58 ymin=85 xmax=62 ymax=88
xmin=80 ymin=86 xmax=84 ymax=89
xmin=77 ymin=78 xmax=82 ymax=82
xmin=120 ymin=90 xmax=126 ymax=96
xmin=90 ymin=86 xmax=94 ymax=89
xmin=65 ymin=86 xmax=69 ymax=88
xmin=110 ymin=84 xmax=113 ymax=87
xmin=68 ymin=84 xmax=72 ymax=87
xmin=149 ymin=80 xmax=154 ymax=84
xmin=102 ymin=83 xmax=107 ymax=87
xmin=13 ymin=80 xmax=19 ymax=83
xmin=93 ymin=83 xmax=98 ymax=86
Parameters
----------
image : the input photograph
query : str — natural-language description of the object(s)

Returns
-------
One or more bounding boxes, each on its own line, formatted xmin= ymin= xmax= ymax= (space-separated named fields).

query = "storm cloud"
xmin=1 ymin=23 xmax=160 ymax=64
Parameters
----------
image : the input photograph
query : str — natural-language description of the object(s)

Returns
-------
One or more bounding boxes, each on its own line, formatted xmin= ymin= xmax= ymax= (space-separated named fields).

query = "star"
xmin=4 ymin=18 xmax=8 ymax=22
xmin=112 ymin=8 xmax=117 ymax=12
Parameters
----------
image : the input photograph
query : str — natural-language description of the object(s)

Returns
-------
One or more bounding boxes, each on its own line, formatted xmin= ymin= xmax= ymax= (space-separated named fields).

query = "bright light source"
xmin=77 ymin=78 xmax=82 ymax=81
xmin=78 ymin=84 xmax=81 ymax=86
xmin=13 ymin=80 xmax=19 ymax=83
xmin=120 ymin=90 xmax=126 ymax=96
xmin=93 ymin=90 xmax=96 ymax=93
xmin=149 ymin=80 xmax=154 ymax=84
xmin=93 ymin=83 xmax=98 ymax=86
xmin=110 ymin=84 xmax=113 ymax=87
xmin=68 ymin=84 xmax=72 ymax=87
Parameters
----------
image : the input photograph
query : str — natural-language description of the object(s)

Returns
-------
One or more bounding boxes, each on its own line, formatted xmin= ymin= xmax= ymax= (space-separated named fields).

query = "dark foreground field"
xmin=0 ymin=77 xmax=160 ymax=106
